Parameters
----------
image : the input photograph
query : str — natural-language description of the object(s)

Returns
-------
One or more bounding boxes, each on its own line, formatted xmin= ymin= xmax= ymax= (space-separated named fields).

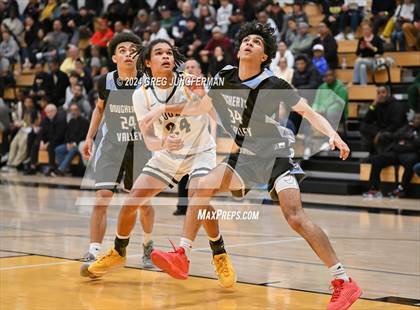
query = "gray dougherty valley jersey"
xmin=132 ymin=72 xmax=216 ymax=156
xmin=95 ymin=71 xmax=148 ymax=156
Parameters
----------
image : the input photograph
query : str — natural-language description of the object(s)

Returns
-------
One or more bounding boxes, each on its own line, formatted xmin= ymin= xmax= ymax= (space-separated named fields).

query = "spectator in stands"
xmin=227 ymin=7 xmax=246 ymax=39
xmin=34 ymin=104 xmax=67 ymax=176
xmin=402 ymin=0 xmax=420 ymax=50
xmin=360 ymin=86 xmax=408 ymax=154
xmin=312 ymin=69 xmax=348 ymax=121
xmin=217 ymin=0 xmax=234 ymax=34
xmin=150 ymin=21 xmax=171 ymax=42
xmin=54 ymin=103 xmax=89 ymax=176
xmin=257 ymin=10 xmax=280 ymax=43
xmin=390 ymin=0 xmax=415 ymax=51
xmin=273 ymin=57 xmax=294 ymax=84
xmin=197 ymin=4 xmax=216 ymax=42
xmin=208 ymin=46 xmax=228 ymax=77
xmin=363 ymin=113 xmax=420 ymax=198
xmin=90 ymin=18 xmax=113 ymax=52
xmin=44 ymin=19 xmax=69 ymax=59
xmin=194 ymin=0 xmax=216 ymax=20
xmin=324 ymin=0 xmax=345 ymax=37
xmin=23 ymin=0 xmax=42 ymax=21
xmin=267 ymin=1 xmax=286 ymax=35
xmin=288 ymin=2 xmax=309 ymax=25
xmin=292 ymin=54 xmax=323 ymax=89
xmin=159 ymin=5 xmax=176 ymax=36
xmin=200 ymin=26 xmax=233 ymax=62
xmin=48 ymin=59 xmax=69 ymax=107
xmin=339 ymin=0 xmax=366 ymax=40
xmin=60 ymin=45 xmax=79 ymax=75
xmin=283 ymin=18 xmax=298 ymax=46
xmin=408 ymin=73 xmax=420 ymax=113
xmin=21 ymin=16 xmax=39 ymax=68
xmin=65 ymin=71 xmax=86 ymax=108
xmin=290 ymin=22 xmax=315 ymax=56
xmin=0 ymin=99 xmax=10 ymax=165
xmin=352 ymin=22 xmax=384 ymax=85
xmin=39 ymin=0 xmax=57 ymax=29
xmin=31 ymin=62 xmax=53 ymax=103
xmin=0 ymin=30 xmax=20 ymax=71
xmin=312 ymin=22 xmax=338 ymax=69
xmin=58 ymin=3 xmax=75 ymax=35
xmin=66 ymin=84 xmax=91 ymax=118
xmin=1 ymin=96 xmax=39 ymax=172
xmin=74 ymin=58 xmax=92 ymax=92
xmin=2 ymin=5 xmax=23 ymax=40
xmin=181 ymin=18 xmax=202 ymax=57
xmin=72 ymin=6 xmax=94 ymax=41
xmin=172 ymin=1 xmax=197 ymax=43
xmin=132 ymin=9 xmax=150 ymax=39
xmin=371 ymin=0 xmax=396 ymax=34
xmin=271 ymin=41 xmax=294 ymax=71
xmin=312 ymin=44 xmax=329 ymax=76
xmin=88 ymin=45 xmax=107 ymax=77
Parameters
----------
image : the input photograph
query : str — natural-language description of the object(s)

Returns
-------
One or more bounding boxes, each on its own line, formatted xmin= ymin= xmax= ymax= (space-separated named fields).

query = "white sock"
xmin=179 ymin=237 xmax=192 ymax=260
xmin=89 ymin=243 xmax=101 ymax=257
xmin=143 ymin=232 xmax=152 ymax=245
xmin=208 ymin=233 xmax=221 ymax=242
xmin=329 ymin=262 xmax=349 ymax=282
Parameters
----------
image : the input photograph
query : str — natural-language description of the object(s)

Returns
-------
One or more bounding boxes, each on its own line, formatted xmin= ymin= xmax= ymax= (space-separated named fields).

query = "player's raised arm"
xmin=83 ymin=98 xmax=105 ymax=160
xmin=292 ymin=97 xmax=350 ymax=160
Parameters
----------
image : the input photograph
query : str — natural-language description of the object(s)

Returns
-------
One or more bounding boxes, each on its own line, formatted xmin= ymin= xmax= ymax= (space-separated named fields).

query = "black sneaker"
xmin=388 ymin=185 xmax=406 ymax=198
xmin=173 ymin=207 xmax=187 ymax=216
xmin=23 ymin=167 xmax=37 ymax=175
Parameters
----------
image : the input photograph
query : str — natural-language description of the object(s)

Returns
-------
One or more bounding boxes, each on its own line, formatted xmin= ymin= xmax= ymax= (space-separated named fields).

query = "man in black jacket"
xmin=364 ymin=113 xmax=420 ymax=198
xmin=24 ymin=104 xmax=67 ymax=175
xmin=31 ymin=61 xmax=54 ymax=104
xmin=292 ymin=55 xmax=323 ymax=89
xmin=54 ymin=103 xmax=89 ymax=175
xmin=49 ymin=59 xmax=70 ymax=107
xmin=360 ymin=86 xmax=408 ymax=154
xmin=312 ymin=22 xmax=338 ymax=69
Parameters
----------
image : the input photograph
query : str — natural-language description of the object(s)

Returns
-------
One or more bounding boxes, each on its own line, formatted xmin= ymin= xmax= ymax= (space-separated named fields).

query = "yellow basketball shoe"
xmin=213 ymin=253 xmax=237 ymax=288
xmin=85 ymin=248 xmax=126 ymax=278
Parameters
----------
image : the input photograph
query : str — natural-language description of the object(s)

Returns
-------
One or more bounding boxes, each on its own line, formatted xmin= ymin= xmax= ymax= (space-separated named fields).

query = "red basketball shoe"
xmin=151 ymin=242 xmax=189 ymax=280
xmin=327 ymin=278 xmax=362 ymax=310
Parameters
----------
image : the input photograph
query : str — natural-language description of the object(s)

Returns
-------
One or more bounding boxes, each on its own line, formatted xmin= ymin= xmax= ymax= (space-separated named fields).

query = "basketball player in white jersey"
xmin=84 ymin=39 xmax=236 ymax=288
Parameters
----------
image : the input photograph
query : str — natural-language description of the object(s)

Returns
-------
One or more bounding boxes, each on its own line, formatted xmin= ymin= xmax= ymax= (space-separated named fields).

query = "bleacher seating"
xmin=360 ymin=163 xmax=420 ymax=184
xmin=348 ymin=85 xmax=377 ymax=101
xmin=38 ymin=150 xmax=80 ymax=165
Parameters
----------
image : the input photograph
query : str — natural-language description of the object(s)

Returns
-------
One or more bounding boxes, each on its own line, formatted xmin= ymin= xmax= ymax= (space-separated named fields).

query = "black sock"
xmin=114 ymin=236 xmax=129 ymax=257
xmin=209 ymin=235 xmax=226 ymax=256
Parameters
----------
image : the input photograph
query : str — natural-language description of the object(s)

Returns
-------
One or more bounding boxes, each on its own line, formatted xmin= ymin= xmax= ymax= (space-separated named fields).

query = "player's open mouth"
xmin=162 ymin=62 xmax=171 ymax=67
xmin=244 ymin=47 xmax=252 ymax=53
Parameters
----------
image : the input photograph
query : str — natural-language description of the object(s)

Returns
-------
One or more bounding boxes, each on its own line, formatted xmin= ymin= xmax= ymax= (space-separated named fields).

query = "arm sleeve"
xmin=97 ymin=75 xmax=107 ymax=101
xmin=132 ymin=88 xmax=150 ymax=121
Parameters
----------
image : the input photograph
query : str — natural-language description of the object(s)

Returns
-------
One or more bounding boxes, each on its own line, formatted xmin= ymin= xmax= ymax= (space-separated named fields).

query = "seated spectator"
xmin=194 ymin=0 xmax=216 ymax=20
xmin=312 ymin=70 xmax=348 ymax=121
xmin=200 ymin=27 xmax=233 ymax=61
xmin=1 ymin=97 xmax=39 ymax=172
xmin=30 ymin=62 xmax=53 ymax=104
xmin=23 ymin=0 xmax=41 ymax=21
xmin=360 ymin=86 xmax=408 ymax=154
xmin=257 ymin=10 xmax=280 ymax=43
xmin=336 ymin=0 xmax=366 ymax=40
xmin=0 ymin=30 xmax=19 ymax=72
xmin=272 ymin=57 xmax=294 ymax=84
xmin=24 ymin=104 xmax=67 ymax=176
xmin=352 ymin=22 xmax=383 ymax=85
xmin=74 ymin=58 xmax=93 ymax=93
xmin=290 ymin=22 xmax=315 ymax=56
xmin=172 ymin=2 xmax=197 ymax=43
xmin=292 ymin=55 xmax=323 ymax=89
xmin=270 ymin=41 xmax=294 ymax=72
xmin=208 ymin=46 xmax=228 ymax=77
xmin=407 ymin=73 xmax=420 ymax=113
xmin=64 ymin=71 xmax=86 ymax=108
xmin=312 ymin=22 xmax=338 ymax=69
xmin=282 ymin=18 xmax=298 ymax=47
xmin=267 ymin=1 xmax=286 ymax=35
xmin=54 ymin=103 xmax=89 ymax=176
xmin=179 ymin=18 xmax=201 ymax=57
xmin=402 ymin=0 xmax=420 ymax=50
xmin=21 ymin=15 xmax=39 ymax=68
xmin=312 ymin=44 xmax=329 ymax=76
xmin=48 ymin=59 xmax=69 ymax=107
xmin=363 ymin=113 xmax=420 ymax=198
xmin=150 ymin=21 xmax=171 ymax=42
xmin=217 ymin=0 xmax=234 ymax=34
xmin=198 ymin=4 xmax=216 ymax=42
xmin=132 ymin=9 xmax=150 ymax=39
xmin=390 ymin=0 xmax=415 ymax=51
xmin=371 ymin=0 xmax=396 ymax=34
xmin=159 ymin=5 xmax=176 ymax=36
xmin=227 ymin=7 xmax=245 ymax=39
xmin=287 ymin=2 xmax=309 ymax=25
xmin=90 ymin=18 xmax=113 ymax=52
xmin=2 ymin=6 xmax=23 ymax=40
xmin=72 ymin=6 xmax=94 ymax=41
xmin=66 ymin=84 xmax=91 ymax=118
xmin=43 ymin=19 xmax=69 ymax=60
xmin=60 ymin=45 xmax=79 ymax=75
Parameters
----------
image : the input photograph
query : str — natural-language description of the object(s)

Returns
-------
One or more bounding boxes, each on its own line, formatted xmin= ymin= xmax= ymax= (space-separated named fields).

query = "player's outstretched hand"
xmin=329 ymin=133 xmax=350 ymax=160
xmin=163 ymin=134 xmax=184 ymax=152
xmin=82 ymin=138 xmax=93 ymax=160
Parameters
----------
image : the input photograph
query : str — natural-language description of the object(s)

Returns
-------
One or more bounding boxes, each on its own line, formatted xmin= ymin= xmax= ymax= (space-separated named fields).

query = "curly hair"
xmin=234 ymin=21 xmax=277 ymax=69
xmin=134 ymin=39 xmax=185 ymax=76
xmin=108 ymin=32 xmax=141 ymax=56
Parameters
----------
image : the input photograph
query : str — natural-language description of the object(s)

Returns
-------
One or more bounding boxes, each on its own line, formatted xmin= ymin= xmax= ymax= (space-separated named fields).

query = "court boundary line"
xmin=1 ymin=253 xmax=414 ymax=306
